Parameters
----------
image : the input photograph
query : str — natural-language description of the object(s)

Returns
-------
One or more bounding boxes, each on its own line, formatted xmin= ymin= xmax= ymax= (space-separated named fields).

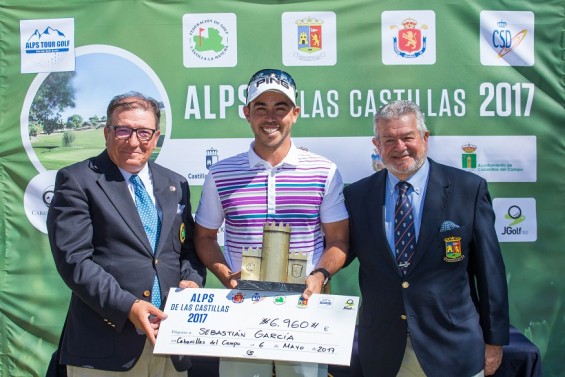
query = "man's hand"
xmin=484 ymin=344 xmax=503 ymax=375
xmin=128 ymin=299 xmax=167 ymax=346
xmin=179 ymin=280 xmax=200 ymax=288
xmin=302 ymin=271 xmax=325 ymax=299
xmin=223 ymin=270 xmax=240 ymax=289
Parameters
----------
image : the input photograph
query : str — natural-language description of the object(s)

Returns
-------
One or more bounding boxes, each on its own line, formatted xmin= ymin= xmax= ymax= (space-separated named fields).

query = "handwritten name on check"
xmin=154 ymin=287 xmax=359 ymax=365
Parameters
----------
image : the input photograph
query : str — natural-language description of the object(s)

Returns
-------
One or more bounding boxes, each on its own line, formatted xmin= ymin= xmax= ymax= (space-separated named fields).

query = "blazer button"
xmin=401 ymin=315 xmax=407 ymax=320
xmin=402 ymin=281 xmax=409 ymax=288
xmin=143 ymin=290 xmax=151 ymax=297
xmin=154 ymin=258 xmax=159 ymax=265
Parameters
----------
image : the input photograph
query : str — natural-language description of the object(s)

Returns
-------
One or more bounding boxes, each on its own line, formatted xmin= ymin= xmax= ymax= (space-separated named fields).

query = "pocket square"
xmin=440 ymin=220 xmax=460 ymax=232
xmin=177 ymin=204 xmax=185 ymax=214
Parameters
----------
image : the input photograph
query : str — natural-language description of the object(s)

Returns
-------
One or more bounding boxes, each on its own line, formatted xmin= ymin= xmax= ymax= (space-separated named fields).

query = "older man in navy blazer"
xmin=344 ymin=100 xmax=509 ymax=377
xmin=47 ymin=92 xmax=205 ymax=376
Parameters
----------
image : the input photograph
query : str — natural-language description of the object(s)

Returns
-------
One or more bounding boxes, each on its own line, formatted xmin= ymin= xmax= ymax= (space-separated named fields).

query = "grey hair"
xmin=106 ymin=91 xmax=161 ymax=130
xmin=373 ymin=100 xmax=427 ymax=140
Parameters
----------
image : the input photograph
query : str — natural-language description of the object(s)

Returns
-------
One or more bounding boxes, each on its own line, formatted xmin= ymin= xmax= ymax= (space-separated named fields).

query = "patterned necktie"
xmin=394 ymin=181 xmax=416 ymax=274
xmin=130 ymin=174 xmax=162 ymax=308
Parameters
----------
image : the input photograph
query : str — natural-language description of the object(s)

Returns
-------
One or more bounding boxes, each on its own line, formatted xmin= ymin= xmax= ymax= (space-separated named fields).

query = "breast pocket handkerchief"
xmin=440 ymin=220 xmax=460 ymax=232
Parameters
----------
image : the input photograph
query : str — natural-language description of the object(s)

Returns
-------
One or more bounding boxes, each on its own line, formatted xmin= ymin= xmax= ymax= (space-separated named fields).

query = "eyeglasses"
xmin=247 ymin=69 xmax=297 ymax=91
xmin=107 ymin=126 xmax=157 ymax=141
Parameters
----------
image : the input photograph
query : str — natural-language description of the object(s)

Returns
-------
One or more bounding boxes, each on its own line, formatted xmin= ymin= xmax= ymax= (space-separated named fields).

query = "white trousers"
xmin=219 ymin=358 xmax=327 ymax=377
xmin=67 ymin=339 xmax=184 ymax=377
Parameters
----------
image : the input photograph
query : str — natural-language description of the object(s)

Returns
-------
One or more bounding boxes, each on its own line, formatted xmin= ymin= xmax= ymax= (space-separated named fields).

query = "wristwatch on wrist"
xmin=309 ymin=267 xmax=331 ymax=288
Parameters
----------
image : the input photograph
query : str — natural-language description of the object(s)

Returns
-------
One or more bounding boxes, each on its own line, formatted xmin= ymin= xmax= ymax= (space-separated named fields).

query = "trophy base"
xmin=236 ymin=279 xmax=306 ymax=293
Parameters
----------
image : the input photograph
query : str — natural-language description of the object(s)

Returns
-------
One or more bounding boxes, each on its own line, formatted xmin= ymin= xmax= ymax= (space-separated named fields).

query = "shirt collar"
xmin=120 ymin=164 xmax=151 ymax=183
xmin=248 ymin=141 xmax=300 ymax=168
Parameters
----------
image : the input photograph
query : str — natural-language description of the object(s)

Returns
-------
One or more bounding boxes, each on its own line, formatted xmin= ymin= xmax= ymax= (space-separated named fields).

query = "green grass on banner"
xmin=31 ymin=128 xmax=105 ymax=170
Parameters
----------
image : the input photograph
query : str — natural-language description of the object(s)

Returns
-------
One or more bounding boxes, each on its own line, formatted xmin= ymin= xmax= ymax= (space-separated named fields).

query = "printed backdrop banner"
xmin=0 ymin=0 xmax=563 ymax=376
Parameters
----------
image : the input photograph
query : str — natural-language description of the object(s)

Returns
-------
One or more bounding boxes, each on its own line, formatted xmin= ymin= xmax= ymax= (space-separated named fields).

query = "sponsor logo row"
xmin=182 ymin=10 xmax=535 ymax=68
xmin=20 ymin=10 xmax=534 ymax=73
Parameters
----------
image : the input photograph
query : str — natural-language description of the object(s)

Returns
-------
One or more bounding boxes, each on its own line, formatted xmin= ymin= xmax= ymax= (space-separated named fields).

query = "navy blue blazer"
xmin=344 ymin=159 xmax=509 ymax=377
xmin=47 ymin=150 xmax=206 ymax=371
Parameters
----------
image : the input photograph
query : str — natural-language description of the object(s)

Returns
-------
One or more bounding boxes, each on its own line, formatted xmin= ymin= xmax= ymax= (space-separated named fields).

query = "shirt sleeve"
xmin=194 ymin=171 xmax=225 ymax=229
xmin=320 ymin=165 xmax=349 ymax=224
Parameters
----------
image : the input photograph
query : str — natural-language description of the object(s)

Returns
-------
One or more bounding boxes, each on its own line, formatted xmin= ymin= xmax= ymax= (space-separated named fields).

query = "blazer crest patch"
xmin=443 ymin=236 xmax=464 ymax=262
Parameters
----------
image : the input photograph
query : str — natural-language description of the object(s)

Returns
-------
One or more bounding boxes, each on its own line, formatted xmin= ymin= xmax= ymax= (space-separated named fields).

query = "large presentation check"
xmin=154 ymin=287 xmax=359 ymax=365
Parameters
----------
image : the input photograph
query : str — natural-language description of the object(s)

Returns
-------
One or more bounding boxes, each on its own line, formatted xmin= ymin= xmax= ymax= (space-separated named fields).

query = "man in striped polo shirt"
xmin=194 ymin=69 xmax=349 ymax=377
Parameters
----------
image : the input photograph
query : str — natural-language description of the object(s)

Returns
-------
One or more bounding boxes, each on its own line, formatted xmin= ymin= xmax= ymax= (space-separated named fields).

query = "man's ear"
xmin=243 ymin=105 xmax=251 ymax=122
xmin=372 ymin=137 xmax=381 ymax=153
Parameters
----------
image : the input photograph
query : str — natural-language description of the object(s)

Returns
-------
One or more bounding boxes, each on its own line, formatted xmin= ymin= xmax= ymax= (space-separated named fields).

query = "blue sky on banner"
xmin=60 ymin=52 xmax=161 ymax=120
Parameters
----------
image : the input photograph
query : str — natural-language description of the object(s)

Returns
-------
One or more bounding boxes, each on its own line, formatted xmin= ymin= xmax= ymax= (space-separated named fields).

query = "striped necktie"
xmin=394 ymin=181 xmax=416 ymax=274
